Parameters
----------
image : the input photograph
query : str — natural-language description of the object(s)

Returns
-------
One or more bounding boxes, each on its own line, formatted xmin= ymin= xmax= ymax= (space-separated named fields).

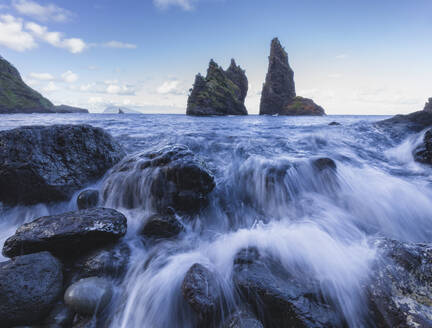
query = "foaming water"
xmin=0 ymin=114 xmax=431 ymax=327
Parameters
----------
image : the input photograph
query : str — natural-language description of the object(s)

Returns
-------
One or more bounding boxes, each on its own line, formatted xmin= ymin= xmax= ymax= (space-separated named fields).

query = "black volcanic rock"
xmin=0 ymin=55 xmax=54 ymax=114
xmin=424 ymin=97 xmax=432 ymax=112
xmin=0 ymin=124 xmax=125 ymax=206
xmin=186 ymin=59 xmax=248 ymax=116
xmin=260 ymin=38 xmax=325 ymax=116
xmin=2 ymin=208 xmax=127 ymax=258
xmin=0 ymin=252 xmax=63 ymax=326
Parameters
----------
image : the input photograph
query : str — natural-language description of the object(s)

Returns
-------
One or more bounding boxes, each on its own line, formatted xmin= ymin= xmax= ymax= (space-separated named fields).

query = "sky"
xmin=0 ymin=0 xmax=431 ymax=115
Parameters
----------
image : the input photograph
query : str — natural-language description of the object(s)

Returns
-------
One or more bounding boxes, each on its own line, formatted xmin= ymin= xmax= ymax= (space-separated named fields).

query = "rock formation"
xmin=187 ymin=59 xmax=248 ymax=116
xmin=0 ymin=55 xmax=53 ymax=113
xmin=424 ymin=97 xmax=432 ymax=112
xmin=53 ymin=104 xmax=89 ymax=113
xmin=260 ymin=38 xmax=325 ymax=116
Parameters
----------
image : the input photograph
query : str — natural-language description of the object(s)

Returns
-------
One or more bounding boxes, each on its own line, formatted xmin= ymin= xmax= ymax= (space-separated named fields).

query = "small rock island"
xmin=260 ymin=38 xmax=325 ymax=116
xmin=186 ymin=59 xmax=248 ymax=116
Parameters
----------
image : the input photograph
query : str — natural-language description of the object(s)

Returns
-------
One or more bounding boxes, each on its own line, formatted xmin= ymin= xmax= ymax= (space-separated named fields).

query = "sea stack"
xmin=186 ymin=59 xmax=248 ymax=116
xmin=424 ymin=98 xmax=432 ymax=112
xmin=259 ymin=38 xmax=325 ymax=116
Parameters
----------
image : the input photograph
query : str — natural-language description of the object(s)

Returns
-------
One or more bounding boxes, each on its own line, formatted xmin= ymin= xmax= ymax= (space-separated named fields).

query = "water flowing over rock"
xmin=424 ymin=98 xmax=432 ymax=112
xmin=0 ymin=124 xmax=126 ymax=206
xmin=0 ymin=252 xmax=63 ymax=326
xmin=186 ymin=59 xmax=248 ymax=116
xmin=0 ymin=56 xmax=54 ymax=114
xmin=2 ymin=208 xmax=127 ymax=258
xmin=77 ymin=189 xmax=100 ymax=210
xmin=140 ymin=213 xmax=185 ymax=239
xmin=222 ymin=310 xmax=264 ymax=328
xmin=102 ymin=145 xmax=215 ymax=214
xmin=259 ymin=38 xmax=325 ymax=116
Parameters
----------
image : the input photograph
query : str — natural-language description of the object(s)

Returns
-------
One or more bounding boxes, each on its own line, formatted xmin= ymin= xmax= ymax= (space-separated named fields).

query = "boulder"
xmin=3 ymin=208 xmax=127 ymax=258
xmin=77 ymin=189 xmax=99 ymax=210
xmin=233 ymin=248 xmax=342 ymax=328
xmin=0 ymin=252 xmax=63 ymax=326
xmin=312 ymin=158 xmax=337 ymax=171
xmin=64 ymin=277 xmax=113 ymax=315
xmin=182 ymin=263 xmax=221 ymax=324
xmin=222 ymin=310 xmax=264 ymax=328
xmin=0 ymin=124 xmax=125 ymax=206
xmin=328 ymin=121 xmax=341 ymax=126
xmin=367 ymin=239 xmax=432 ymax=328
xmin=282 ymin=96 xmax=325 ymax=116
xmin=140 ymin=214 xmax=185 ymax=239
xmin=102 ymin=145 xmax=215 ymax=213
xmin=186 ymin=59 xmax=248 ymax=116
xmin=413 ymin=129 xmax=432 ymax=165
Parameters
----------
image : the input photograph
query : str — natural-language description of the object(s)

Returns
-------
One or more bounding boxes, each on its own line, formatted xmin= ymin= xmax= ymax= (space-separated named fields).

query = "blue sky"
xmin=0 ymin=0 xmax=431 ymax=114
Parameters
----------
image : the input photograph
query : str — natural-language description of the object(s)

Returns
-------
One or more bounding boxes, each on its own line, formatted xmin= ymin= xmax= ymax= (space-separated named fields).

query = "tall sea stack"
xmin=186 ymin=59 xmax=248 ymax=116
xmin=259 ymin=38 xmax=325 ymax=116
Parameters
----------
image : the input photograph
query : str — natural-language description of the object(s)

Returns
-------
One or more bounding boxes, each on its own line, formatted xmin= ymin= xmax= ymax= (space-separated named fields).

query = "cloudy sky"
xmin=0 ymin=0 xmax=431 ymax=114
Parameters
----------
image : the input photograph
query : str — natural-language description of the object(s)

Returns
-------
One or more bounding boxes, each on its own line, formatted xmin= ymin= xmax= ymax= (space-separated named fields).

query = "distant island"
xmin=0 ymin=56 xmax=88 ymax=114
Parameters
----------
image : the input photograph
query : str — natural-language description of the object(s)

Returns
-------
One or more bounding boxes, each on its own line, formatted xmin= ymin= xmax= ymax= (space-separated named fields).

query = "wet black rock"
xmin=312 ymin=158 xmax=337 ymax=171
xmin=424 ymin=98 xmax=432 ymax=112
xmin=367 ymin=239 xmax=432 ymax=328
xmin=64 ymin=277 xmax=113 ymax=315
xmin=182 ymin=263 xmax=221 ymax=324
xmin=0 ymin=252 xmax=63 ymax=326
xmin=413 ymin=129 xmax=432 ymax=165
xmin=3 ymin=208 xmax=127 ymax=258
xmin=140 ymin=214 xmax=185 ymax=239
xmin=378 ymin=110 xmax=432 ymax=132
xmin=186 ymin=59 xmax=248 ymax=116
xmin=102 ymin=145 xmax=215 ymax=214
xmin=222 ymin=310 xmax=264 ymax=328
xmin=77 ymin=189 xmax=100 ymax=210
xmin=259 ymin=38 xmax=325 ymax=116
xmin=328 ymin=121 xmax=341 ymax=126
xmin=72 ymin=242 xmax=130 ymax=281
xmin=0 ymin=124 xmax=125 ymax=206
xmin=43 ymin=300 xmax=74 ymax=328
xmin=233 ymin=248 xmax=342 ymax=328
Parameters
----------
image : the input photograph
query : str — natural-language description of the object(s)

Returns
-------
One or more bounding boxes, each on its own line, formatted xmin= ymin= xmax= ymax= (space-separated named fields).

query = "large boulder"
xmin=413 ymin=129 xmax=432 ymax=165
xmin=2 ymin=208 xmax=127 ymax=258
xmin=186 ymin=59 xmax=248 ymax=116
xmin=367 ymin=239 xmax=432 ymax=328
xmin=102 ymin=145 xmax=215 ymax=214
xmin=182 ymin=263 xmax=221 ymax=325
xmin=259 ymin=38 xmax=325 ymax=116
xmin=222 ymin=310 xmax=264 ymax=328
xmin=0 ymin=55 xmax=54 ymax=114
xmin=140 ymin=213 xmax=185 ymax=239
xmin=0 ymin=124 xmax=125 ymax=206
xmin=77 ymin=189 xmax=100 ymax=210
xmin=233 ymin=248 xmax=341 ymax=328
xmin=0 ymin=252 xmax=63 ymax=326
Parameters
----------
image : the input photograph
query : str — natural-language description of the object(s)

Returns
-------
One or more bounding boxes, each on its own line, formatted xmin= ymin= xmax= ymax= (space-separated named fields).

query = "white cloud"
xmin=157 ymin=80 xmax=184 ymax=95
xmin=103 ymin=41 xmax=137 ymax=49
xmin=106 ymin=84 xmax=136 ymax=95
xmin=0 ymin=15 xmax=36 ymax=51
xmin=335 ymin=54 xmax=348 ymax=59
xmin=78 ymin=81 xmax=137 ymax=95
xmin=29 ymin=72 xmax=54 ymax=80
xmin=43 ymin=81 xmax=58 ymax=92
xmin=153 ymin=0 xmax=195 ymax=11
xmin=61 ymin=70 xmax=78 ymax=83
xmin=25 ymin=21 xmax=86 ymax=53
xmin=12 ymin=0 xmax=73 ymax=22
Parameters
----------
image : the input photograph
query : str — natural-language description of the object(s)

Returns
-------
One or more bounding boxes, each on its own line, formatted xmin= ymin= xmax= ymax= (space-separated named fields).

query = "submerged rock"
xmin=367 ymin=239 xmax=432 ymax=327
xmin=413 ymin=129 xmax=432 ymax=165
xmin=328 ymin=121 xmax=341 ymax=126
xmin=259 ymin=38 xmax=325 ymax=116
xmin=3 ymin=208 xmax=127 ymax=258
xmin=233 ymin=248 xmax=342 ymax=328
xmin=77 ymin=189 xmax=100 ymax=210
xmin=312 ymin=158 xmax=337 ymax=171
xmin=64 ymin=277 xmax=113 ymax=315
xmin=0 ymin=124 xmax=125 ymax=206
xmin=182 ymin=263 xmax=221 ymax=324
xmin=186 ymin=59 xmax=248 ymax=116
xmin=0 ymin=252 xmax=63 ymax=326
xmin=102 ymin=145 xmax=215 ymax=213
xmin=140 ymin=214 xmax=185 ymax=239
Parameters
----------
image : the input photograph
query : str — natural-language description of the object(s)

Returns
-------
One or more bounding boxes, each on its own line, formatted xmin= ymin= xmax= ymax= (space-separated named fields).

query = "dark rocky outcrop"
xmin=102 ymin=145 xmax=215 ymax=214
xmin=0 ymin=55 xmax=53 ymax=114
xmin=0 ymin=252 xmax=63 ymax=326
xmin=233 ymin=248 xmax=342 ymax=328
xmin=0 ymin=124 xmax=125 ymax=206
xmin=367 ymin=239 xmax=432 ymax=327
xmin=2 ymin=208 xmax=127 ymax=258
xmin=182 ymin=263 xmax=221 ymax=325
xmin=259 ymin=38 xmax=325 ymax=116
xmin=77 ymin=189 xmax=100 ymax=210
xmin=424 ymin=98 xmax=432 ymax=112
xmin=53 ymin=105 xmax=89 ymax=114
xmin=378 ymin=111 xmax=432 ymax=132
xmin=222 ymin=310 xmax=264 ymax=328
xmin=186 ymin=59 xmax=248 ymax=116
xmin=413 ymin=129 xmax=432 ymax=165
xmin=140 ymin=214 xmax=185 ymax=239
